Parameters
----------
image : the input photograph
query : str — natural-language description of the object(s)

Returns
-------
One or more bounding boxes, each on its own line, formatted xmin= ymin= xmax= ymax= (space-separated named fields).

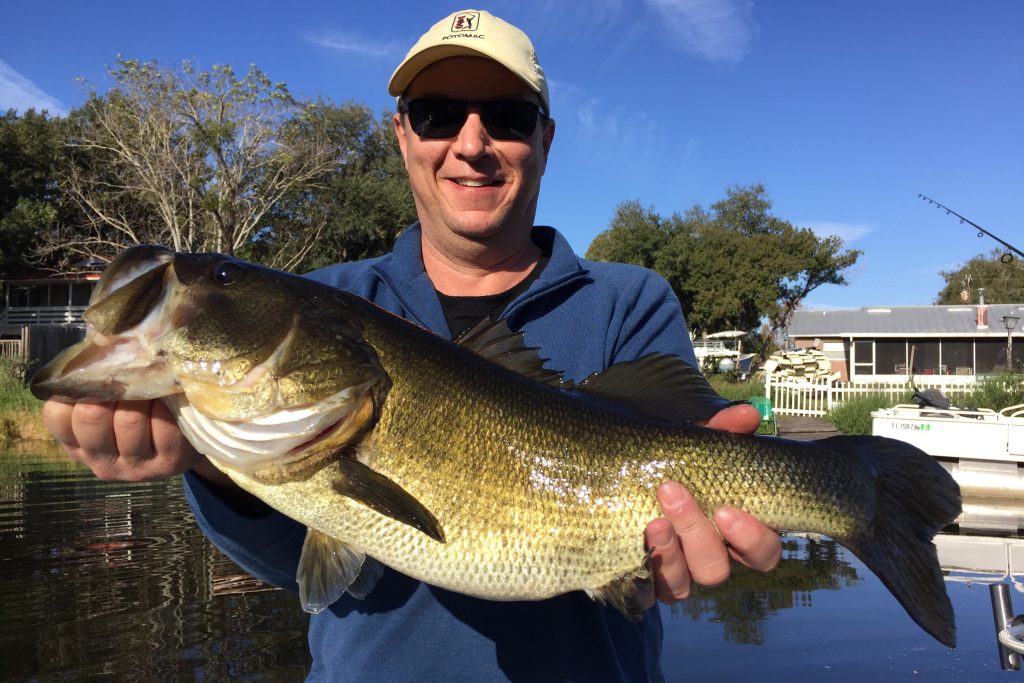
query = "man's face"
xmin=393 ymin=57 xmax=555 ymax=247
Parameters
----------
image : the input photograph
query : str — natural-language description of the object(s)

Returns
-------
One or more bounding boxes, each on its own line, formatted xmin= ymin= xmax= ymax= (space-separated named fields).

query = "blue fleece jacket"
xmin=183 ymin=224 xmax=703 ymax=682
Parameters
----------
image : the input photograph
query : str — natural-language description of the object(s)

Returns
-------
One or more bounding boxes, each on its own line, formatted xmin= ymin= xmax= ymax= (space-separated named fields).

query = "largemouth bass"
xmin=32 ymin=245 xmax=962 ymax=647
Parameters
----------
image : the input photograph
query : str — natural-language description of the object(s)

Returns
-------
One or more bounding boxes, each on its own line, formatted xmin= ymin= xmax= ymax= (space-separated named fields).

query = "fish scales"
xmin=30 ymin=246 xmax=962 ymax=647
xmin=238 ymin=301 xmax=873 ymax=598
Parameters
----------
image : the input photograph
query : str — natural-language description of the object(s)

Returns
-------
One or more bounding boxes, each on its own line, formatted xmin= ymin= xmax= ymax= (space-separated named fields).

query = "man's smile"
xmin=451 ymin=178 xmax=503 ymax=188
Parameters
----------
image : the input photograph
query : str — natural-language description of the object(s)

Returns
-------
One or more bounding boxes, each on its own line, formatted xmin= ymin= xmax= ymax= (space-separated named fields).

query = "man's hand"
xmin=41 ymin=399 xmax=228 ymax=484
xmin=644 ymin=402 xmax=782 ymax=603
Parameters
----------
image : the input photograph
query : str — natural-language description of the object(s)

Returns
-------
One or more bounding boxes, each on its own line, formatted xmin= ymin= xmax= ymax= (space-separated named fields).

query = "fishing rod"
xmin=919 ymin=194 xmax=1023 ymax=263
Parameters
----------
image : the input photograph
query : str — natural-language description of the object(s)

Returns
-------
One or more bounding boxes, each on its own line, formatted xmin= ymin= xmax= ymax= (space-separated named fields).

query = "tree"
xmin=280 ymin=104 xmax=416 ymax=272
xmin=0 ymin=109 xmax=69 ymax=273
xmin=51 ymin=58 xmax=340 ymax=269
xmin=586 ymin=185 xmax=861 ymax=348
xmin=935 ymin=250 xmax=1024 ymax=304
xmin=585 ymin=200 xmax=674 ymax=270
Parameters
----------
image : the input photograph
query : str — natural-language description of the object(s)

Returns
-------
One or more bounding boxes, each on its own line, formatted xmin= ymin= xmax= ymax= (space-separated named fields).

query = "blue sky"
xmin=2 ymin=1 xmax=1022 ymax=309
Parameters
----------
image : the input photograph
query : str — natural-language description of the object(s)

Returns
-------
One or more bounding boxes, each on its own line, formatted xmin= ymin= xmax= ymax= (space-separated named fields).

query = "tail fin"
xmin=821 ymin=435 xmax=962 ymax=648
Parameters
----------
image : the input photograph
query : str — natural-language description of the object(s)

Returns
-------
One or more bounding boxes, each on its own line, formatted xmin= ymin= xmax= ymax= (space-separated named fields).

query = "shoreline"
xmin=1 ymin=408 xmax=53 ymax=445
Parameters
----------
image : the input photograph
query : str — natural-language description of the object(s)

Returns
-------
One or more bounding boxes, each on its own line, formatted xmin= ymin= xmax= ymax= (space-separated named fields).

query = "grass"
xmin=826 ymin=393 xmax=907 ymax=435
xmin=708 ymin=375 xmax=766 ymax=403
xmin=0 ymin=357 xmax=45 ymax=445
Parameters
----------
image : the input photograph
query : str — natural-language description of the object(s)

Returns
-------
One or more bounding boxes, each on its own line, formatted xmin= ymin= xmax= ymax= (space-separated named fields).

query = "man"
xmin=42 ymin=10 xmax=780 ymax=681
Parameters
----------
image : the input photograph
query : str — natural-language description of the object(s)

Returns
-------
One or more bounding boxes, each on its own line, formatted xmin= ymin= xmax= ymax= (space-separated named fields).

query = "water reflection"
xmin=3 ymin=446 xmax=1023 ymax=681
xmin=673 ymin=537 xmax=862 ymax=646
xmin=661 ymin=501 xmax=1024 ymax=681
xmin=0 ymin=448 xmax=309 ymax=681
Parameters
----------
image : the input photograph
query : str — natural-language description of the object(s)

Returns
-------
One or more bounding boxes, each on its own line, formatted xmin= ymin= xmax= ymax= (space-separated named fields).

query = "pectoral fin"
xmin=297 ymin=528 xmax=384 ymax=614
xmin=333 ymin=458 xmax=446 ymax=543
xmin=587 ymin=558 xmax=656 ymax=622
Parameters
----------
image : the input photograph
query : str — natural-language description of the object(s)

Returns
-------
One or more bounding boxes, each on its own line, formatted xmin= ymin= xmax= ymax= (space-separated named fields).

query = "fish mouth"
xmin=31 ymin=246 xmax=183 ymax=403
xmin=170 ymin=379 xmax=379 ymax=476
xmin=283 ymin=413 xmax=350 ymax=459
xmin=31 ymin=243 xmax=387 ymax=480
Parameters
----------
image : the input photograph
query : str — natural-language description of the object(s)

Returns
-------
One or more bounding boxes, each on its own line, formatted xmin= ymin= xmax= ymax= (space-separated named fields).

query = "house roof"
xmin=790 ymin=303 xmax=1024 ymax=338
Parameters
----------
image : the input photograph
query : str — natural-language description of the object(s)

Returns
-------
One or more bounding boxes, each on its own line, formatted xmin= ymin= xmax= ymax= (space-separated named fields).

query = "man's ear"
xmin=393 ymin=112 xmax=410 ymax=165
xmin=540 ymin=118 xmax=555 ymax=173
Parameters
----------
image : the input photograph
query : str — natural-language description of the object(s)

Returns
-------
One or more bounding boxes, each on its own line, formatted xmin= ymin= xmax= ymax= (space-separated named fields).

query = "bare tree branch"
xmin=47 ymin=58 xmax=338 ymax=263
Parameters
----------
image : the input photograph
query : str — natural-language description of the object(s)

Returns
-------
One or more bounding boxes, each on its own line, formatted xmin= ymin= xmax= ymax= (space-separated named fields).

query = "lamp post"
xmin=1003 ymin=314 xmax=1020 ymax=372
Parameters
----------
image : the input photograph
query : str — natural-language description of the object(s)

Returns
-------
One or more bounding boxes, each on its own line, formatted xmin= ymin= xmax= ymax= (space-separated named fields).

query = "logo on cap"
xmin=451 ymin=12 xmax=480 ymax=32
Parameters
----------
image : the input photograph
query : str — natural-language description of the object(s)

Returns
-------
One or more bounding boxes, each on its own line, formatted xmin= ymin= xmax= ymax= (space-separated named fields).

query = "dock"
xmin=777 ymin=416 xmax=838 ymax=441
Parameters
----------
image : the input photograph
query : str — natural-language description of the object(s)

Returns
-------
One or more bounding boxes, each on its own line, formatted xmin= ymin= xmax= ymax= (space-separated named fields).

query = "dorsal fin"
xmin=456 ymin=318 xmax=737 ymax=424
xmin=455 ymin=318 xmax=566 ymax=388
xmin=575 ymin=353 xmax=737 ymax=424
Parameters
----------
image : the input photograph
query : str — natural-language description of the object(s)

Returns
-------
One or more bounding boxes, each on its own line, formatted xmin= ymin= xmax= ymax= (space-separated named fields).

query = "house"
xmin=1 ymin=262 xmax=106 ymax=364
xmin=1 ymin=269 xmax=103 ymax=337
xmin=788 ymin=303 xmax=1023 ymax=382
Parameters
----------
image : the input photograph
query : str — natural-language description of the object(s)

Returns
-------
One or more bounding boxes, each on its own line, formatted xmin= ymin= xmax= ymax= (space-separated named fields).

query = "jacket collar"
xmin=370 ymin=223 xmax=590 ymax=335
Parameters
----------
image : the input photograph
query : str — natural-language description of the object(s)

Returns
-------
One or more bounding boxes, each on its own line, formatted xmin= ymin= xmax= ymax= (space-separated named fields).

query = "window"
xmin=875 ymin=340 xmax=907 ymax=374
xmin=942 ymin=340 xmax=973 ymax=375
xmin=908 ymin=339 xmax=940 ymax=375
xmin=977 ymin=339 xmax=1008 ymax=373
xmin=28 ymin=284 xmax=52 ymax=307
xmin=10 ymin=286 xmax=30 ymax=308
xmin=71 ymin=283 xmax=93 ymax=306
xmin=853 ymin=340 xmax=874 ymax=376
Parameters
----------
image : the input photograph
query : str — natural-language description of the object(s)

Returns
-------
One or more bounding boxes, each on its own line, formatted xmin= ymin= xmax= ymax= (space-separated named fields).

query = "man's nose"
xmin=453 ymin=108 xmax=490 ymax=158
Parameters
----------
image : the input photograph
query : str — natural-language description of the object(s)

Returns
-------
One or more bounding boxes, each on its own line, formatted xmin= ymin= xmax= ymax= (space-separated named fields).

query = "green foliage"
xmin=265 ymin=104 xmax=415 ymax=271
xmin=935 ymin=250 xmax=1024 ymax=304
xmin=947 ymin=373 xmax=1024 ymax=411
xmin=43 ymin=58 xmax=416 ymax=271
xmin=825 ymin=377 xmax=1024 ymax=436
xmin=0 ymin=109 xmax=64 ymax=214
xmin=585 ymin=201 xmax=673 ymax=270
xmin=0 ymin=357 xmax=37 ymax=412
xmin=0 ymin=109 xmax=71 ymax=273
xmin=586 ymin=185 xmax=861 ymax=349
xmin=827 ymin=392 xmax=911 ymax=435
xmin=3 ymin=61 xmax=417 ymax=274
xmin=0 ymin=199 xmax=54 ymax=271
xmin=708 ymin=375 xmax=765 ymax=403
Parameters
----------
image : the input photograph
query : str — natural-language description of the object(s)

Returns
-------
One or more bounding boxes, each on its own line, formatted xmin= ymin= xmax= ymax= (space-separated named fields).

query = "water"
xmin=1 ymin=447 xmax=1020 ymax=682
xmin=0 ymin=448 xmax=308 ymax=682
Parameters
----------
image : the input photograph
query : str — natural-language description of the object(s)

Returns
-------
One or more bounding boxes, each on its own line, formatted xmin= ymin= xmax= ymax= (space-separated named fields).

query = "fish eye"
xmin=211 ymin=261 xmax=244 ymax=286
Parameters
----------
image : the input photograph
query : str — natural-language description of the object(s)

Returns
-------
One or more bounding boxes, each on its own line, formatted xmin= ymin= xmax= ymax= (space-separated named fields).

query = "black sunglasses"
xmin=400 ymin=98 xmax=547 ymax=141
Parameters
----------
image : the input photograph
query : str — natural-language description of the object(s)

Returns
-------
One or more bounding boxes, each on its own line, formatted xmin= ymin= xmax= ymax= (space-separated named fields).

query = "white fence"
xmin=0 ymin=326 xmax=29 ymax=361
xmin=0 ymin=339 xmax=23 ymax=360
xmin=765 ymin=373 xmax=991 ymax=417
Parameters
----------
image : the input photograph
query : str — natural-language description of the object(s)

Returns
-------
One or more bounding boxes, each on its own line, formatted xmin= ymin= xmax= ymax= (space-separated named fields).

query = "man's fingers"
xmin=701 ymin=403 xmax=761 ymax=434
xmin=148 ymin=400 xmax=202 ymax=479
xmin=41 ymin=399 xmax=79 ymax=453
xmin=69 ymin=402 xmax=120 ymax=465
xmin=111 ymin=400 xmax=155 ymax=461
xmin=41 ymin=398 xmax=204 ymax=484
xmin=646 ymin=517 xmax=691 ymax=602
xmin=653 ymin=482 xmax=731 ymax=595
xmin=714 ymin=507 xmax=782 ymax=572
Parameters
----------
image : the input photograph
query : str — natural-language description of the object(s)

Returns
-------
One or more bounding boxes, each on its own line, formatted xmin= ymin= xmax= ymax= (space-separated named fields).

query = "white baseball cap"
xmin=388 ymin=9 xmax=550 ymax=113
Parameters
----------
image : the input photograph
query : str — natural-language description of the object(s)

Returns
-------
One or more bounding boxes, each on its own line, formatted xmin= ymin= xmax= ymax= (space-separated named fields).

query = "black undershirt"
xmin=436 ymin=236 xmax=552 ymax=339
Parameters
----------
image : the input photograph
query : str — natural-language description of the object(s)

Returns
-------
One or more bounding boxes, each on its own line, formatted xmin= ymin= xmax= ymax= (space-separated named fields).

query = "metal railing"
xmin=2 ymin=306 xmax=88 ymax=326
